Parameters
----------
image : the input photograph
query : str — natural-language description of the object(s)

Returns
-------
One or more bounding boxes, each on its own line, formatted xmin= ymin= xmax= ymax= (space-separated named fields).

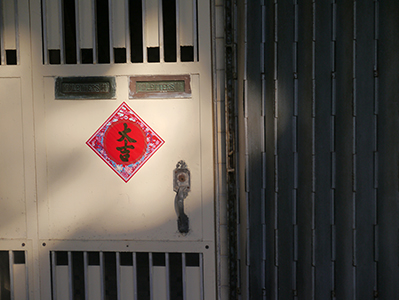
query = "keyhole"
xmin=178 ymin=173 xmax=186 ymax=182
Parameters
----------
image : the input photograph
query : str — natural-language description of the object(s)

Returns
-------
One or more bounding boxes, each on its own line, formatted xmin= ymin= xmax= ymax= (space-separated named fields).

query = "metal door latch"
xmin=173 ymin=160 xmax=190 ymax=234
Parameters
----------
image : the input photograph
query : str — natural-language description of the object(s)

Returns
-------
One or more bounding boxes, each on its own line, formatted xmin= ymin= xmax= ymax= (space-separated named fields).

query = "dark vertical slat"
xmin=276 ymin=0 xmax=295 ymax=298
xmin=264 ymin=0 xmax=277 ymax=299
xmin=63 ymin=0 xmax=77 ymax=64
xmin=377 ymin=1 xmax=399 ymax=298
xmin=96 ymin=0 xmax=110 ymax=63
xmin=355 ymin=1 xmax=376 ymax=299
xmin=72 ymin=252 xmax=85 ymax=300
xmin=169 ymin=253 xmax=183 ymax=300
xmin=162 ymin=0 xmax=176 ymax=62
xmin=129 ymin=0 xmax=143 ymax=62
xmin=314 ymin=0 xmax=333 ymax=298
xmin=246 ymin=0 xmax=263 ymax=298
xmin=104 ymin=252 xmax=117 ymax=300
xmin=297 ymin=0 xmax=314 ymax=298
xmin=334 ymin=0 xmax=355 ymax=299
xmin=0 ymin=251 xmax=10 ymax=300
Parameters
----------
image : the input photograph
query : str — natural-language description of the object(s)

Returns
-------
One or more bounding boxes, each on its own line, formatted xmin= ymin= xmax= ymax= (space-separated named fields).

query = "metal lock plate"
xmin=173 ymin=166 xmax=190 ymax=192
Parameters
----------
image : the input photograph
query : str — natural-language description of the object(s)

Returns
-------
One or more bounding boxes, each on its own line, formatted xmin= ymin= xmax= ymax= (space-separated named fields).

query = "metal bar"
xmin=75 ymin=0 xmax=80 ymax=63
xmin=116 ymin=252 xmax=121 ymax=300
xmin=182 ymin=253 xmax=186 ymax=300
xmin=0 ymin=0 xmax=5 ymax=65
xmin=193 ymin=0 xmax=197 ymax=61
xmin=41 ymin=0 xmax=48 ymax=64
xmin=142 ymin=0 xmax=147 ymax=62
xmin=68 ymin=252 xmax=73 ymax=300
xmin=175 ymin=0 xmax=180 ymax=62
xmin=92 ymin=0 xmax=97 ymax=63
xmin=149 ymin=253 xmax=153 ymax=300
xmin=199 ymin=254 xmax=204 ymax=300
xmin=108 ymin=0 xmax=114 ymax=63
xmin=24 ymin=251 xmax=29 ymax=300
xmin=133 ymin=253 xmax=138 ymax=300
xmin=9 ymin=251 xmax=14 ymax=300
xmin=84 ymin=252 xmax=89 ymax=300
xmin=51 ymin=251 xmax=57 ymax=300
xmin=14 ymin=0 xmax=19 ymax=64
xmin=165 ymin=253 xmax=170 ymax=300
xmin=125 ymin=0 xmax=131 ymax=62
xmin=100 ymin=252 xmax=105 ymax=300
xmin=159 ymin=0 xmax=164 ymax=62
xmin=59 ymin=0 xmax=64 ymax=63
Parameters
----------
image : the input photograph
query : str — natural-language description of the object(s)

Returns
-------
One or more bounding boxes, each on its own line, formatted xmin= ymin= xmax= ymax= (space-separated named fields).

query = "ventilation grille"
xmin=0 ymin=0 xmax=19 ymax=65
xmin=0 ymin=251 xmax=28 ymax=300
xmin=50 ymin=251 xmax=204 ymax=300
xmin=41 ymin=0 xmax=198 ymax=65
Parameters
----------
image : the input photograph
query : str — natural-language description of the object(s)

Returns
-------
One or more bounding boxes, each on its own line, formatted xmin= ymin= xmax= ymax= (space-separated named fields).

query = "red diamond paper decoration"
xmin=87 ymin=102 xmax=164 ymax=182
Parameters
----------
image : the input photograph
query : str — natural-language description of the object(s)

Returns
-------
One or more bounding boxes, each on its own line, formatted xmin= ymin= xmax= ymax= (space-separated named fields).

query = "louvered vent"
xmin=41 ymin=0 xmax=198 ymax=65
xmin=50 ymin=251 xmax=204 ymax=300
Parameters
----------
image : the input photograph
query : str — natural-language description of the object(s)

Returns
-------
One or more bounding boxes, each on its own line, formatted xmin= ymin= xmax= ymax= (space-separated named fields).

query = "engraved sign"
xmin=55 ymin=77 xmax=116 ymax=99
xmin=130 ymin=75 xmax=191 ymax=98
xmin=136 ymin=81 xmax=185 ymax=93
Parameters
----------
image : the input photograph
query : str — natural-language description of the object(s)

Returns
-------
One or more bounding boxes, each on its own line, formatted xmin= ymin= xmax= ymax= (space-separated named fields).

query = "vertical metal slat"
xmin=182 ymin=253 xmax=186 ymax=300
xmin=108 ymin=0 xmax=114 ymax=63
xmin=158 ymin=0 xmax=164 ymax=62
xmin=165 ymin=253 xmax=170 ymax=300
xmin=142 ymin=0 xmax=147 ymax=62
xmin=92 ymin=0 xmax=97 ymax=63
xmin=51 ymin=251 xmax=57 ymax=300
xmin=9 ymin=251 xmax=14 ymax=300
xmin=100 ymin=252 xmax=105 ymax=300
xmin=84 ymin=252 xmax=89 ymax=300
xmin=149 ymin=253 xmax=153 ymax=300
xmin=116 ymin=252 xmax=121 ymax=300
xmin=175 ymin=0 xmax=180 ymax=62
xmin=41 ymin=0 xmax=48 ymax=64
xmin=58 ymin=0 xmax=65 ymax=63
xmin=0 ymin=0 xmax=6 ymax=64
xmin=74 ymin=0 xmax=80 ymax=63
xmin=68 ymin=252 xmax=73 ymax=300
xmin=125 ymin=0 xmax=131 ymax=62
xmin=133 ymin=252 xmax=138 ymax=300
xmin=193 ymin=0 xmax=198 ymax=61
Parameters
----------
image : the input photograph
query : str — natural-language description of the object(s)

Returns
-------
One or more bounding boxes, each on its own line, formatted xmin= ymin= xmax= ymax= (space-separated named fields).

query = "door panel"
xmin=40 ymin=75 xmax=206 ymax=241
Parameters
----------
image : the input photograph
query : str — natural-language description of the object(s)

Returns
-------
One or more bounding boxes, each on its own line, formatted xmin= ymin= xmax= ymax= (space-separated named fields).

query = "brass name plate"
xmin=129 ymin=75 xmax=191 ymax=98
xmin=55 ymin=77 xmax=116 ymax=99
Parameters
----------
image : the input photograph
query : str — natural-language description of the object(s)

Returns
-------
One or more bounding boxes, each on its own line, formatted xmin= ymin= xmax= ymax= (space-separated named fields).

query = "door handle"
xmin=173 ymin=161 xmax=190 ymax=234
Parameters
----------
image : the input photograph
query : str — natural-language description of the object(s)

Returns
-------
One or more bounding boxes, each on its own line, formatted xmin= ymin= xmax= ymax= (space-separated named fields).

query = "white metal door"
xmin=0 ymin=0 xmax=216 ymax=299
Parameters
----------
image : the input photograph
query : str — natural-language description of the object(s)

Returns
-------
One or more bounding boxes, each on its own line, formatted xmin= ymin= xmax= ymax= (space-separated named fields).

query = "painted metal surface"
xmin=236 ymin=0 xmax=399 ymax=299
xmin=0 ymin=0 xmax=217 ymax=298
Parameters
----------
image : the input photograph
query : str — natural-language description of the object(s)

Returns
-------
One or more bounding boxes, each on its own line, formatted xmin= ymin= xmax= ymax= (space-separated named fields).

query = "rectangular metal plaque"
xmin=129 ymin=75 xmax=191 ymax=98
xmin=55 ymin=76 xmax=116 ymax=99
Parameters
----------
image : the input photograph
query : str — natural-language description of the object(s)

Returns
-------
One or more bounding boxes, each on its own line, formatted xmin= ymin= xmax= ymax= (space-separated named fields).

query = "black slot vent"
xmin=5 ymin=50 xmax=17 ymax=65
xmin=181 ymin=46 xmax=194 ymax=62
xmin=114 ymin=47 xmax=126 ymax=63
xmin=81 ymin=48 xmax=93 ymax=64
xmin=147 ymin=47 xmax=160 ymax=63
xmin=48 ymin=49 xmax=61 ymax=64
